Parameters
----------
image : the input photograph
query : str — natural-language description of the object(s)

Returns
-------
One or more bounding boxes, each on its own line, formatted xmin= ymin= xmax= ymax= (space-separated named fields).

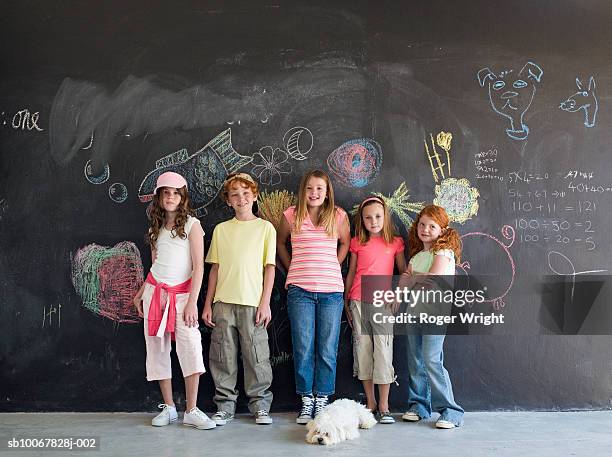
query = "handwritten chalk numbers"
xmin=42 ymin=304 xmax=61 ymax=328
xmin=11 ymin=108 xmax=44 ymax=131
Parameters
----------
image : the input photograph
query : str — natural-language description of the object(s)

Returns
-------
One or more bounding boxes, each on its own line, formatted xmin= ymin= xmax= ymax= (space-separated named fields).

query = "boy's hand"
xmin=202 ymin=304 xmax=215 ymax=327
xmin=256 ymin=304 xmax=272 ymax=328
xmin=183 ymin=303 xmax=199 ymax=328
xmin=133 ymin=295 xmax=144 ymax=318
xmin=344 ymin=299 xmax=354 ymax=330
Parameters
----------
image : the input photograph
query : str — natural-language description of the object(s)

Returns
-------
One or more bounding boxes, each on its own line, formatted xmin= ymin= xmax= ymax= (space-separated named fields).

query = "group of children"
xmin=133 ymin=168 xmax=464 ymax=431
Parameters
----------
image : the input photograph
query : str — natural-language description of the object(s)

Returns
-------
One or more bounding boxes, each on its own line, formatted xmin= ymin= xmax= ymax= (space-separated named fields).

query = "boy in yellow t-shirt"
xmin=202 ymin=172 xmax=276 ymax=425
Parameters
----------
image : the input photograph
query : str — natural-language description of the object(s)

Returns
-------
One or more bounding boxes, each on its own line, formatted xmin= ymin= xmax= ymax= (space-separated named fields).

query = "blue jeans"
xmin=405 ymin=328 xmax=464 ymax=426
xmin=287 ymin=285 xmax=344 ymax=396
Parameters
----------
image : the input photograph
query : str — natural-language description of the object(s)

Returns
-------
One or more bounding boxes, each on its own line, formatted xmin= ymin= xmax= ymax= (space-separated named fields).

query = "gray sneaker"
xmin=254 ymin=410 xmax=273 ymax=425
xmin=211 ymin=410 xmax=234 ymax=426
xmin=151 ymin=403 xmax=178 ymax=427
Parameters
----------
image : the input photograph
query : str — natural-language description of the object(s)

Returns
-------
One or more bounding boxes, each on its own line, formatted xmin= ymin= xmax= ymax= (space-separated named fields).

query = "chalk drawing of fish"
xmin=138 ymin=128 xmax=252 ymax=216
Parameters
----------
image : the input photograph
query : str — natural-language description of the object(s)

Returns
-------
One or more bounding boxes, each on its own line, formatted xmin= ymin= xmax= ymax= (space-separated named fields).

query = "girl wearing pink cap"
xmin=344 ymin=196 xmax=406 ymax=424
xmin=133 ymin=171 xmax=215 ymax=430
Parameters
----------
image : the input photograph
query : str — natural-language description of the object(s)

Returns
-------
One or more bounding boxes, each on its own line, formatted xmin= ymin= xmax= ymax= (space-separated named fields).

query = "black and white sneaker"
xmin=254 ymin=410 xmax=273 ymax=425
xmin=296 ymin=395 xmax=314 ymax=424
xmin=211 ymin=410 xmax=234 ymax=426
xmin=314 ymin=395 xmax=329 ymax=418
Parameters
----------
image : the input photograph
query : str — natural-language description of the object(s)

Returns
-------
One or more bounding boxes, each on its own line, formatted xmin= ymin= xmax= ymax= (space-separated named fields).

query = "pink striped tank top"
xmin=284 ymin=205 xmax=346 ymax=293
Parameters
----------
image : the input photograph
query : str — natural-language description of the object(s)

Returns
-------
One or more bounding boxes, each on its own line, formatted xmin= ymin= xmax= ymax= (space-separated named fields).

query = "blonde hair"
xmin=294 ymin=169 xmax=338 ymax=238
xmin=408 ymin=204 xmax=461 ymax=262
xmin=354 ymin=196 xmax=396 ymax=245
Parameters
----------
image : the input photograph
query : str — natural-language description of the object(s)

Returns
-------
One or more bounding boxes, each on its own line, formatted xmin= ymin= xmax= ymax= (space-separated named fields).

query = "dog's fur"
xmin=305 ymin=399 xmax=377 ymax=445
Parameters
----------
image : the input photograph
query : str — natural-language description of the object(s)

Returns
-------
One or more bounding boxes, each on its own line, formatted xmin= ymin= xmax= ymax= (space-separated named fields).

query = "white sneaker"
xmin=151 ymin=403 xmax=178 ymax=427
xmin=183 ymin=407 xmax=216 ymax=430
xmin=254 ymin=410 xmax=273 ymax=425
xmin=211 ymin=410 xmax=234 ymax=426
xmin=402 ymin=411 xmax=421 ymax=422
xmin=435 ymin=419 xmax=456 ymax=429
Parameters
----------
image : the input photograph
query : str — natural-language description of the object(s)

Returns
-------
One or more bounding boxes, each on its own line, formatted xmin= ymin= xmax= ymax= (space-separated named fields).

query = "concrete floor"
xmin=1 ymin=411 xmax=611 ymax=457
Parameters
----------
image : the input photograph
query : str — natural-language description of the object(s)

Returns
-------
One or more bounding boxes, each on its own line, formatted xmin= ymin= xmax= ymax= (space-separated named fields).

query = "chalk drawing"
xmin=458 ymin=225 xmax=516 ymax=310
xmin=547 ymin=250 xmax=607 ymax=301
xmin=82 ymin=132 xmax=94 ymax=150
xmin=71 ymin=241 xmax=144 ymax=323
xmin=12 ymin=108 xmax=44 ymax=132
xmin=42 ymin=304 xmax=62 ymax=328
xmin=559 ymin=76 xmax=598 ymax=128
xmin=477 ymin=62 xmax=544 ymax=140
xmin=258 ymin=190 xmax=296 ymax=231
xmin=283 ymin=126 xmax=313 ymax=161
xmin=351 ymin=182 xmax=424 ymax=231
xmin=138 ymin=128 xmax=252 ymax=217
xmin=424 ymin=131 xmax=454 ymax=182
xmin=84 ymin=160 xmax=110 ymax=184
xmin=250 ymin=146 xmax=292 ymax=186
xmin=434 ymin=177 xmax=480 ymax=224
xmin=108 ymin=183 xmax=128 ymax=203
xmin=327 ymin=138 xmax=382 ymax=187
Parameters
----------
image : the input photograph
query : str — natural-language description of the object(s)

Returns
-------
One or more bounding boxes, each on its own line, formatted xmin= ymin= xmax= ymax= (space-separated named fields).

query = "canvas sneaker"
xmin=183 ymin=407 xmax=216 ymax=430
xmin=296 ymin=395 xmax=314 ymax=424
xmin=378 ymin=411 xmax=395 ymax=424
xmin=402 ymin=411 xmax=421 ymax=422
xmin=151 ymin=403 xmax=178 ymax=427
xmin=211 ymin=410 xmax=234 ymax=426
xmin=254 ymin=410 xmax=273 ymax=425
xmin=436 ymin=419 xmax=456 ymax=429
xmin=313 ymin=395 xmax=329 ymax=418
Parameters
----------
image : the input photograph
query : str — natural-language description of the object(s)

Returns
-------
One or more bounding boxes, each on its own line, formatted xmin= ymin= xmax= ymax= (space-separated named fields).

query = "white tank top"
xmin=150 ymin=216 xmax=202 ymax=285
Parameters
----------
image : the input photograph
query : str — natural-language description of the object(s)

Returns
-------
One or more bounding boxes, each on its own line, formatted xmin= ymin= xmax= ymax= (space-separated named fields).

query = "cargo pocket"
xmin=209 ymin=329 xmax=224 ymax=364
xmin=253 ymin=326 xmax=270 ymax=364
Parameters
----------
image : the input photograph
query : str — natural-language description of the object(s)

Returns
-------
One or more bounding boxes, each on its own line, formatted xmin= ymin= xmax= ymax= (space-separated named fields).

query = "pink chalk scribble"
xmin=71 ymin=241 xmax=143 ymax=323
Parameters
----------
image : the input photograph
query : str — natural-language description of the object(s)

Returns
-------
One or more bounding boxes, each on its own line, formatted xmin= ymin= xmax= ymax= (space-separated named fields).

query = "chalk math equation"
xmin=505 ymin=169 xmax=608 ymax=251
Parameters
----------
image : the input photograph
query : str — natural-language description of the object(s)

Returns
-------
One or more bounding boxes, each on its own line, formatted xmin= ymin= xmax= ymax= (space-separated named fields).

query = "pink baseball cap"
xmin=154 ymin=172 xmax=188 ymax=194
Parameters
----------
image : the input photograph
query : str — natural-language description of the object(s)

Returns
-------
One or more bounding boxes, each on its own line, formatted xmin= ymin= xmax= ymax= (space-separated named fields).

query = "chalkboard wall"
xmin=2 ymin=0 xmax=612 ymax=412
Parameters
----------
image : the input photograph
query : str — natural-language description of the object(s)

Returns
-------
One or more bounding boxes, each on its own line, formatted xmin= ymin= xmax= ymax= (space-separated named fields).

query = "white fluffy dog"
xmin=305 ymin=399 xmax=377 ymax=445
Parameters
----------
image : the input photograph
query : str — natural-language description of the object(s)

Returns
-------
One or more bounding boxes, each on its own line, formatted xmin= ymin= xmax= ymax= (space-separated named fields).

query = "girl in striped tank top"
xmin=277 ymin=169 xmax=351 ymax=424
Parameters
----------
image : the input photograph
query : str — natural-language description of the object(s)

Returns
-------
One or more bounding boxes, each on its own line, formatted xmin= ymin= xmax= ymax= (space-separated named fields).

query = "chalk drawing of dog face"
xmin=477 ymin=62 xmax=544 ymax=140
xmin=559 ymin=76 xmax=598 ymax=128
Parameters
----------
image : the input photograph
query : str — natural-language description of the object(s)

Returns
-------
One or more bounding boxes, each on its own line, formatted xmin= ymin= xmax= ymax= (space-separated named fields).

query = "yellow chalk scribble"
xmin=436 ymin=131 xmax=453 ymax=176
xmin=351 ymin=182 xmax=424 ymax=230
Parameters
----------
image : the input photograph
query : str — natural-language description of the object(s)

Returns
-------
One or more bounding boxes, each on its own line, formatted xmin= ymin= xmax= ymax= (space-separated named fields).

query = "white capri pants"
xmin=142 ymin=283 xmax=205 ymax=381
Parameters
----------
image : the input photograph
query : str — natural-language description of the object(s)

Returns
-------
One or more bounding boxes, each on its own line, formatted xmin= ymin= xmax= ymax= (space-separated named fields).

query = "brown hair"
xmin=221 ymin=172 xmax=259 ymax=202
xmin=147 ymin=186 xmax=194 ymax=246
xmin=294 ymin=169 xmax=338 ymax=238
xmin=408 ymin=204 xmax=461 ymax=262
xmin=354 ymin=196 xmax=397 ymax=245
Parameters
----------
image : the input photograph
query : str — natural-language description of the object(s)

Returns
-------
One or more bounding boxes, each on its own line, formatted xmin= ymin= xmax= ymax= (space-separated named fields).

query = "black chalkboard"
xmin=2 ymin=0 xmax=611 ymax=412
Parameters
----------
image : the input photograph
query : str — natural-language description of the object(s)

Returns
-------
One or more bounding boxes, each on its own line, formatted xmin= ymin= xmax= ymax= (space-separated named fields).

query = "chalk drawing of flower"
xmin=434 ymin=177 xmax=480 ymax=224
xmin=251 ymin=146 xmax=292 ymax=186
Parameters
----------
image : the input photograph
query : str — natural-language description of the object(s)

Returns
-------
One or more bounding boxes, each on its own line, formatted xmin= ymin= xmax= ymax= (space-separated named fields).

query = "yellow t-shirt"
xmin=205 ymin=217 xmax=277 ymax=307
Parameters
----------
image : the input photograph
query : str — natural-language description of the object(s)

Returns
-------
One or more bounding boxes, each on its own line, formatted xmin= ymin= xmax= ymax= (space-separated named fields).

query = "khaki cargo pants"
xmin=209 ymin=301 xmax=273 ymax=414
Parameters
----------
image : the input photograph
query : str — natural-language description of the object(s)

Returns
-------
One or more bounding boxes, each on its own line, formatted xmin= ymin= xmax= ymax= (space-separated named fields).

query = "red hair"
xmin=408 ymin=204 xmax=461 ymax=262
